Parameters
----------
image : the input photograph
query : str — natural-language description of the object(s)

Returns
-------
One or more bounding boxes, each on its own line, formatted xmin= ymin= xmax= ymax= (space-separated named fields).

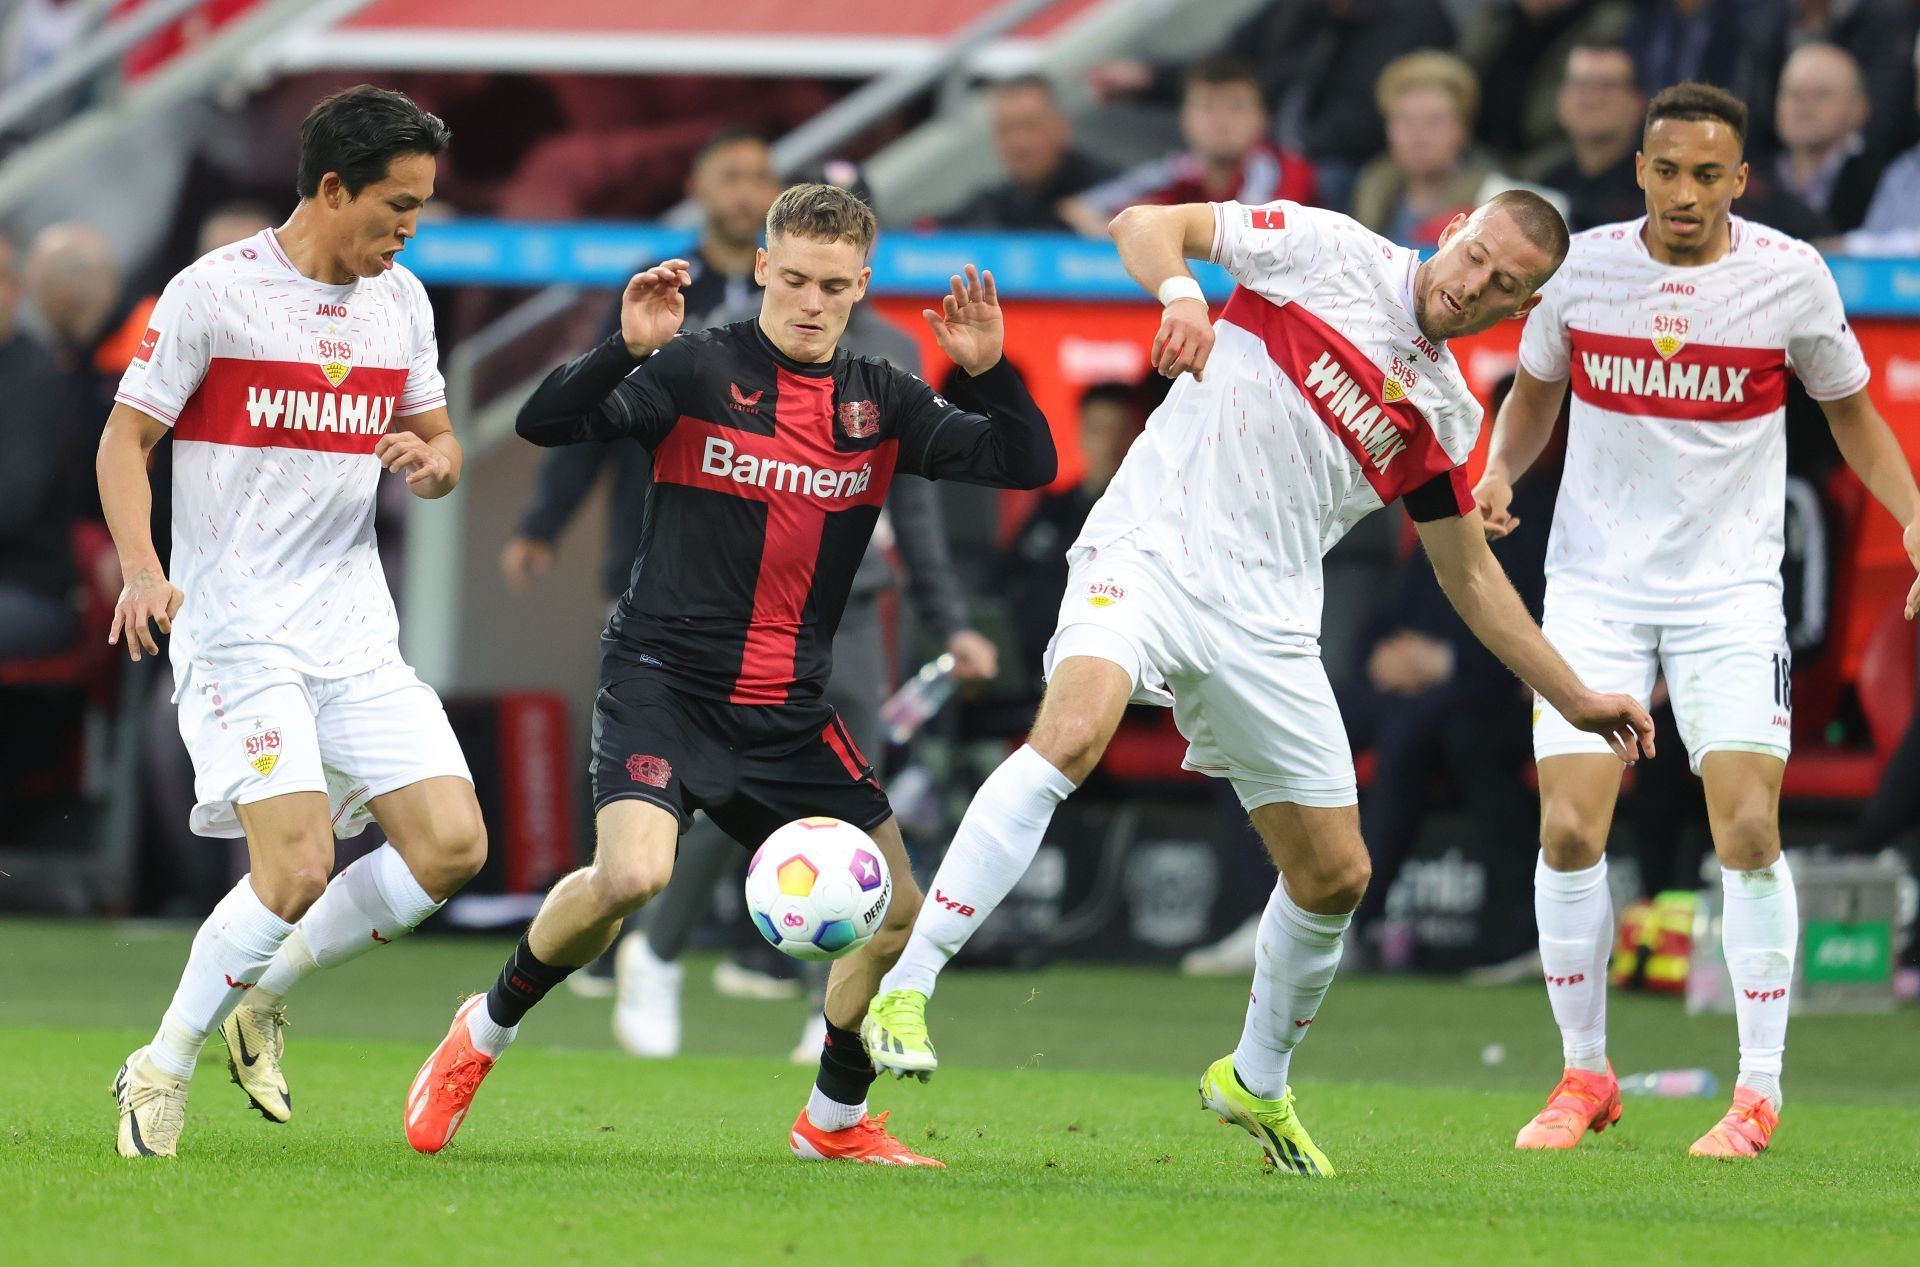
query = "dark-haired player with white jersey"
xmin=861 ymin=188 xmax=1658 ymax=1176
xmin=100 ymin=86 xmax=488 ymax=1158
xmin=1476 ymin=83 xmax=1920 ymax=1160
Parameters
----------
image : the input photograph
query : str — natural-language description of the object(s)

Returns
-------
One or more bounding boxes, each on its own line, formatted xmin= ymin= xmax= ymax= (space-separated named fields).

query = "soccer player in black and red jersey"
xmin=405 ymin=184 xmax=1055 ymax=1164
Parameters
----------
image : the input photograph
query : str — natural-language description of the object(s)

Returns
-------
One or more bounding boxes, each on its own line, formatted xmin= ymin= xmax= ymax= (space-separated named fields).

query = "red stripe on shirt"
xmin=168 ymin=357 xmax=411 ymax=454
xmin=1568 ymin=329 xmax=1786 ymax=422
xmin=1221 ymin=286 xmax=1458 ymax=504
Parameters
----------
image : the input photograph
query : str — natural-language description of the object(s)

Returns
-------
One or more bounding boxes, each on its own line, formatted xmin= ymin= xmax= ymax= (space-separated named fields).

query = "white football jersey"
xmin=1518 ymin=216 xmax=1869 ymax=622
xmin=115 ymin=229 xmax=446 ymax=678
xmin=1076 ymin=200 xmax=1482 ymax=644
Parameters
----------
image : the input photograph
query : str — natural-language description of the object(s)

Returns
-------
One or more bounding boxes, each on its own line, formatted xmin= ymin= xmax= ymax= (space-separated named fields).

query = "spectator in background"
xmin=20 ymin=221 xmax=124 ymax=460
xmin=1535 ymin=42 xmax=1648 ymax=230
xmin=1456 ymin=0 xmax=1632 ymax=172
xmin=1351 ymin=51 xmax=1557 ymax=248
xmin=1000 ymin=381 xmax=1145 ymax=692
xmin=0 ymin=230 xmax=81 ymax=659
xmin=1742 ymin=0 xmax=1917 ymax=163
xmin=1059 ymin=56 xmax=1317 ymax=239
xmin=1836 ymin=38 xmax=1920 ymax=256
xmin=941 ymin=76 xmax=1115 ymax=232
xmin=1083 ymin=0 xmax=1454 ymax=212
xmin=195 ymin=200 xmax=274 ymax=254
xmin=1771 ymin=42 xmax=1882 ymax=234
xmin=1622 ymin=0 xmax=1756 ymax=98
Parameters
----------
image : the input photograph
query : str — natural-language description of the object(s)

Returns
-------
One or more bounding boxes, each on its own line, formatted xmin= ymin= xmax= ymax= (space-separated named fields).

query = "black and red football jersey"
xmin=517 ymin=319 xmax=1056 ymax=704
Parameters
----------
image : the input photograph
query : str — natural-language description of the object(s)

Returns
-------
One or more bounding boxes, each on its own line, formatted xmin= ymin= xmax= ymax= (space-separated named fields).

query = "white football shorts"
xmin=1044 ymin=539 xmax=1355 ymax=809
xmin=1532 ymin=602 xmax=1793 ymax=773
xmin=174 ymin=659 xmax=472 ymax=839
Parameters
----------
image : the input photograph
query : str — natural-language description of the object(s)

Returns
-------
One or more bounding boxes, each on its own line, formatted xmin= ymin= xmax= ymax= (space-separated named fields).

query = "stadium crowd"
xmin=0 ymin=0 xmax=1916 ymax=991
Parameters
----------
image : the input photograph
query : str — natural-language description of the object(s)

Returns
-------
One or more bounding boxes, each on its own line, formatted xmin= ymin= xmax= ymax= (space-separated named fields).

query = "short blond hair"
xmin=1375 ymin=50 xmax=1480 ymax=125
xmin=766 ymin=183 xmax=877 ymax=253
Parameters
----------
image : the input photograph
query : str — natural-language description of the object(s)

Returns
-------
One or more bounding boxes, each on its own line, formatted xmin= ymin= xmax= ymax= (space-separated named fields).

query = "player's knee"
xmin=1714 ymin=803 xmax=1780 ymax=871
xmin=1027 ymin=711 xmax=1110 ymax=784
xmin=258 ymin=855 xmax=332 ymax=921
xmin=1306 ymin=855 xmax=1371 ymax=913
xmin=1539 ymin=801 xmax=1607 ymax=870
xmin=594 ymin=853 xmax=672 ymax=915
xmin=416 ymin=816 xmax=488 ymax=900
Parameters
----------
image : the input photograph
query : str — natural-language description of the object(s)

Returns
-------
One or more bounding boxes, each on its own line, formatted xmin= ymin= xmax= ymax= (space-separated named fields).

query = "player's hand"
xmin=1562 ymin=689 xmax=1656 ymax=764
xmin=375 ymin=431 xmax=451 ymax=494
xmin=924 ymin=265 xmax=1004 ymax=376
xmin=1473 ymin=471 xmax=1519 ymax=540
xmin=1903 ymin=519 xmax=1920 ymax=620
xmin=500 ymin=536 xmax=556 ymax=593
xmin=1084 ymin=58 xmax=1151 ymax=103
xmin=946 ymin=629 xmax=999 ymax=681
xmin=108 ymin=564 xmax=183 ymax=663
xmin=1151 ymin=297 xmax=1213 ymax=382
xmin=621 ymin=259 xmax=692 ymax=358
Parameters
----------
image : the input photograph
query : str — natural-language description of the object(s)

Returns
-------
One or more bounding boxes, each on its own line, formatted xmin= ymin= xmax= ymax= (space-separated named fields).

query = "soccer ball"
xmin=744 ymin=817 xmax=892 ymax=961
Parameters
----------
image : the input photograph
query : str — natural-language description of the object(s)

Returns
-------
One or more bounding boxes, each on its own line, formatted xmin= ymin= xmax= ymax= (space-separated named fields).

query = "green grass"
xmin=3 ymin=921 xmax=1916 ymax=1266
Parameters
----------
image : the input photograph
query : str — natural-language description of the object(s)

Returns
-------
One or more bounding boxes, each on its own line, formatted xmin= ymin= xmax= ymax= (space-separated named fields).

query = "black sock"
xmin=484 ymin=933 xmax=577 ymax=1028
xmin=814 ymin=1016 xmax=877 ymax=1108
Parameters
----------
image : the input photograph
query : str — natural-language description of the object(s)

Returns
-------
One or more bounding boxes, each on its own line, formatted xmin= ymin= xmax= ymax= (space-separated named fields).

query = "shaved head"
xmin=1481 ymin=189 xmax=1570 ymax=287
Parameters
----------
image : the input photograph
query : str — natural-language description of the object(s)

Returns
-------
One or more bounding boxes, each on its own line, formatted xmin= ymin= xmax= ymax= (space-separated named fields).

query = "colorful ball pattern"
xmin=744 ymin=816 xmax=892 ymax=961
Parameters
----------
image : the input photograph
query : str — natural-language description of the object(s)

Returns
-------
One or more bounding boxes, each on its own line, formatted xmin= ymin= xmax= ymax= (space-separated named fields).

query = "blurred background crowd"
xmin=1 ymin=0 xmax=1916 ymax=1008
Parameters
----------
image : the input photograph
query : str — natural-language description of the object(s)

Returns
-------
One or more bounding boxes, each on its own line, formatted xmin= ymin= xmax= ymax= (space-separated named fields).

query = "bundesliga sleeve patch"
xmin=1250 ymin=209 xmax=1286 ymax=231
xmin=133 ymin=327 xmax=161 ymax=364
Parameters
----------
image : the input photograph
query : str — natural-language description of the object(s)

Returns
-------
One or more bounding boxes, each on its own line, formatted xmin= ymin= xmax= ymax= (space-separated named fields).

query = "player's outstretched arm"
xmin=1820 ymin=387 xmax=1920 ymax=619
xmin=378 ymin=406 xmax=461 ymax=499
xmin=1110 ymin=204 xmax=1217 ymax=382
xmin=517 ymin=261 xmax=692 ymax=448
xmin=1473 ymin=367 xmax=1568 ymax=540
xmin=1415 ymin=509 xmax=1655 ymax=763
xmin=96 ymin=403 xmax=182 ymax=663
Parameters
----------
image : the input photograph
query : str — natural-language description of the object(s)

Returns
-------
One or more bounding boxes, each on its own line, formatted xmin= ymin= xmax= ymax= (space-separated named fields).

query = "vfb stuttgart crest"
xmin=1086 ymin=580 xmax=1127 ymax=608
xmin=837 ymin=399 xmax=880 ymax=439
xmin=244 ymin=727 xmax=282 ymax=778
xmin=317 ymin=335 xmax=353 ymax=387
xmin=1652 ymin=313 xmax=1689 ymax=360
xmin=627 ymin=753 xmax=672 ymax=789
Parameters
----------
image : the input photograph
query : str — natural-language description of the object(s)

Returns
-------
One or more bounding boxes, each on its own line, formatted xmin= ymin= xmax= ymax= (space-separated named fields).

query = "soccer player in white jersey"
xmin=98 ymin=86 xmax=489 ymax=1158
xmin=1475 ymin=83 xmax=1920 ymax=1160
xmin=860 ymin=189 xmax=1656 ymax=1174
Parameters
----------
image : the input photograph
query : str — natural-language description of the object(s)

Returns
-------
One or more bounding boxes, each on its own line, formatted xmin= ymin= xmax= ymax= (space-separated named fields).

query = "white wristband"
xmin=1156 ymin=275 xmax=1206 ymax=307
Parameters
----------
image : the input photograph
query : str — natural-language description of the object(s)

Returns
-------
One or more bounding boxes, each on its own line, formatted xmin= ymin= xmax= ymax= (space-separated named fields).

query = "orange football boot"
xmin=1514 ymin=1064 xmax=1623 ymax=1150
xmin=1688 ymin=1086 xmax=1779 ymax=1159
xmin=788 ymin=1109 xmax=946 ymax=1167
xmin=405 ymin=996 xmax=498 ymax=1154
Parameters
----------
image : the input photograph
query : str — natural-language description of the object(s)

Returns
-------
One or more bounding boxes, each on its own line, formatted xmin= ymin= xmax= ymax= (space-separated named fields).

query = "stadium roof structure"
xmin=257 ymin=0 xmax=1108 ymax=77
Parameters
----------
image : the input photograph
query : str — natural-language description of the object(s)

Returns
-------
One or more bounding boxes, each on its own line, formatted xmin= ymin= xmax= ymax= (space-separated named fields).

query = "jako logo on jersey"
xmin=1250 ymin=208 xmax=1286 ymax=230
xmin=134 ymin=327 xmax=160 ymax=364
xmin=729 ymin=382 xmax=763 ymax=412
xmin=626 ymin=754 xmax=671 ymax=788
xmin=243 ymin=726 xmax=281 ymax=777
xmin=700 ymin=436 xmax=873 ymax=498
xmin=1411 ymin=334 xmax=1441 ymax=363
xmin=1658 ymin=282 xmax=1696 ymax=296
xmin=1579 ymin=353 xmax=1751 ymax=403
xmin=1086 ymin=580 xmax=1126 ymax=607
xmin=316 ymin=303 xmax=348 ymax=318
xmin=837 ymin=398 xmax=880 ymax=439
xmin=245 ymin=387 xmax=397 ymax=435
xmin=1300 ymin=350 xmax=1409 ymax=473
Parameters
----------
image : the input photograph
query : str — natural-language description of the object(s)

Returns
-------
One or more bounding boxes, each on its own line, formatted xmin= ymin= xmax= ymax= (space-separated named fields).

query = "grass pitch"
xmin=3 ymin=920 xmax=1915 ymax=1266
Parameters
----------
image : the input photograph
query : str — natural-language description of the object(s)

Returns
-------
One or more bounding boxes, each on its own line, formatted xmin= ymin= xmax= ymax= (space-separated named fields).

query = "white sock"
xmin=147 ymin=877 xmax=296 ymax=1079
xmin=1231 ymin=879 xmax=1349 ymax=1099
xmin=253 ymin=845 xmax=443 ymax=1003
xmin=1535 ymin=853 xmax=1612 ymax=1072
xmin=879 ymin=745 xmax=1074 ymax=999
xmin=806 ymin=1085 xmax=866 ymax=1132
xmin=464 ymin=999 xmax=518 ymax=1059
xmin=1723 ymin=857 xmax=1796 ymax=1109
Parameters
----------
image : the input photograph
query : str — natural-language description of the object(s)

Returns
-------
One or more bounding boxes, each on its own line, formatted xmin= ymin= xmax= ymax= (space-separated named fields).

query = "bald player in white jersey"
xmin=859 ymin=189 xmax=1656 ymax=1175
xmin=100 ymin=86 xmax=489 ymax=1159
xmin=1476 ymin=83 xmax=1920 ymax=1161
